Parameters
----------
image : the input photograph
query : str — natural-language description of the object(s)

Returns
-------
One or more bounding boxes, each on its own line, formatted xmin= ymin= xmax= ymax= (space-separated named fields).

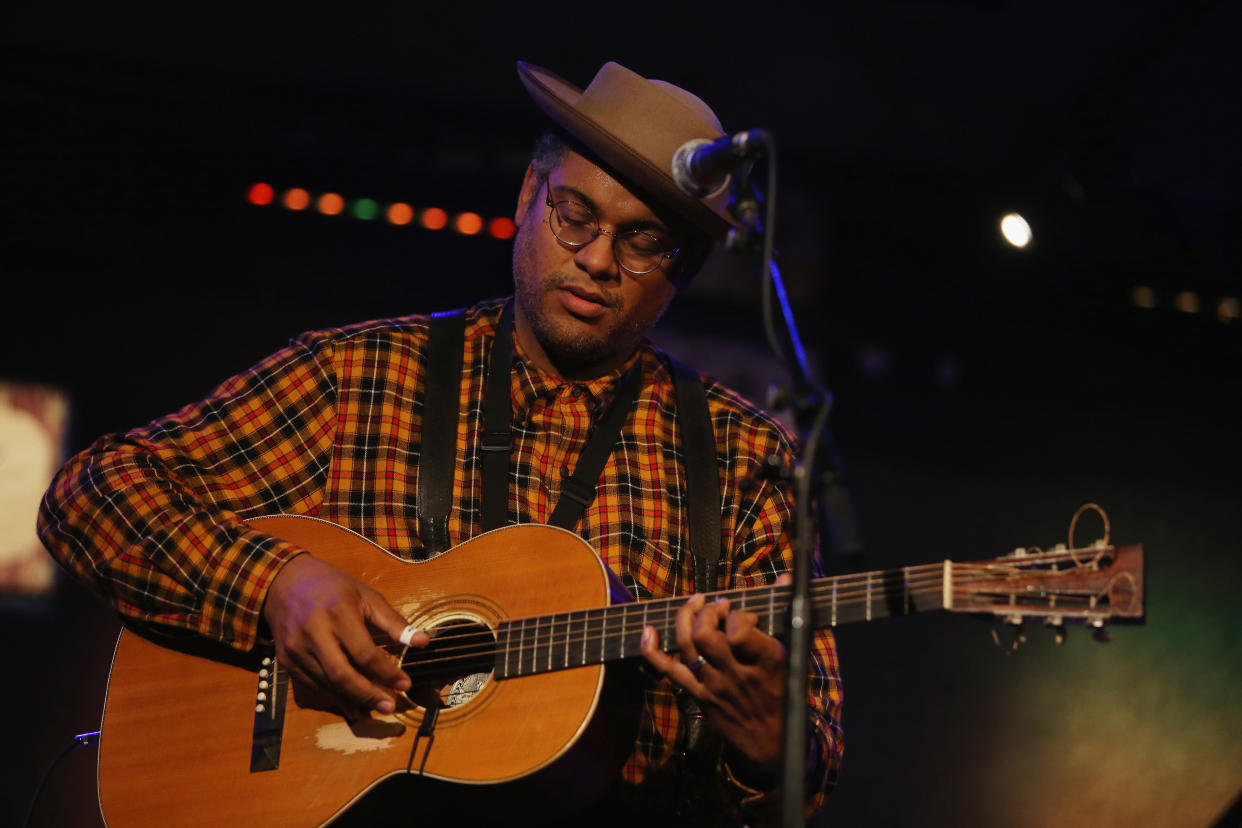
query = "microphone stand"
xmin=724 ymin=134 xmax=861 ymax=828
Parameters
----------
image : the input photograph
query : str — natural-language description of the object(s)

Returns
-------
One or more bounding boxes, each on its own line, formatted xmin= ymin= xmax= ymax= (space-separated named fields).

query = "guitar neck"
xmin=489 ymin=543 xmax=1143 ymax=680
xmin=493 ymin=563 xmax=945 ymax=680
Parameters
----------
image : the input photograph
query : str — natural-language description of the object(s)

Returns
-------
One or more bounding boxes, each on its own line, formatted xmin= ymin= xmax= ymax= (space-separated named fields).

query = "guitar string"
xmin=376 ymin=566 xmax=1103 ymax=676
xmin=383 ymin=552 xmax=1097 ymax=660
xmin=375 ymin=567 xmax=955 ymax=657
xmin=376 ymin=563 xmax=1093 ymax=666
xmin=378 ymin=557 xmax=1063 ymax=661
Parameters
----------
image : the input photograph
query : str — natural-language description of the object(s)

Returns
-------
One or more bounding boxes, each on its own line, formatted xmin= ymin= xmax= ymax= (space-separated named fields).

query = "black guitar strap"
xmin=544 ymin=359 xmax=642 ymax=531
xmin=416 ymin=309 xmax=466 ymax=554
xmin=670 ymin=358 xmax=722 ymax=595
xmin=416 ymin=304 xmax=723 ymax=592
xmin=479 ymin=303 xmax=516 ymax=533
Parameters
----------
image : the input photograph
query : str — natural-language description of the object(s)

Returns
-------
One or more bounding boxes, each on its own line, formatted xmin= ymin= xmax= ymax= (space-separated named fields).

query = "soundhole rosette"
xmin=395 ymin=613 xmax=498 ymax=723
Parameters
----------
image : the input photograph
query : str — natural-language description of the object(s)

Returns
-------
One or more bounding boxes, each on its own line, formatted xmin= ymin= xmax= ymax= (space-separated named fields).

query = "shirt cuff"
xmin=197 ymin=521 xmax=309 ymax=651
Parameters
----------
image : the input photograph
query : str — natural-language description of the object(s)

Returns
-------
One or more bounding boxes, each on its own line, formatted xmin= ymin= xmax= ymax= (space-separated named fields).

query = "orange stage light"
xmin=454 ymin=212 xmax=484 ymax=236
xmin=283 ymin=188 xmax=311 ymax=211
xmin=317 ymin=193 xmax=345 ymax=216
xmin=421 ymin=207 xmax=448 ymax=230
xmin=387 ymin=203 xmax=414 ymax=225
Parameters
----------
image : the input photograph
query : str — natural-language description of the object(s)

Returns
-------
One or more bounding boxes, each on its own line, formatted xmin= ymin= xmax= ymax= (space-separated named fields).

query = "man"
xmin=39 ymin=61 xmax=842 ymax=825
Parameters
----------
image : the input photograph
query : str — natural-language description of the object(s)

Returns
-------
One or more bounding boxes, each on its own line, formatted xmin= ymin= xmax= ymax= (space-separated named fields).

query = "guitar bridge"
xmin=249 ymin=653 xmax=289 ymax=772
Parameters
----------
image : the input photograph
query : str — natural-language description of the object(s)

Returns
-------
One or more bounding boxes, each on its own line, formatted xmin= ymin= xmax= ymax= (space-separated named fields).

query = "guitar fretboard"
xmin=493 ymin=563 xmax=947 ymax=680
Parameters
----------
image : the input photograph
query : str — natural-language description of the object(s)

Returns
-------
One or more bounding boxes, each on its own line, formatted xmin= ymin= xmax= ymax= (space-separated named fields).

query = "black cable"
xmin=21 ymin=730 xmax=99 ymax=828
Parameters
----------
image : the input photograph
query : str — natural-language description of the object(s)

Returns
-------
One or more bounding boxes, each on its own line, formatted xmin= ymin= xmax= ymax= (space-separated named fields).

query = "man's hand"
xmin=263 ymin=553 xmax=429 ymax=719
xmin=640 ymin=573 xmax=794 ymax=784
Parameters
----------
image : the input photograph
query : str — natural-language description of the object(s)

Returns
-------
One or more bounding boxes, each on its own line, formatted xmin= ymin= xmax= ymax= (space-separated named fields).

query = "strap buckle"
xmin=481 ymin=430 xmax=512 ymax=452
xmin=558 ymin=476 xmax=596 ymax=508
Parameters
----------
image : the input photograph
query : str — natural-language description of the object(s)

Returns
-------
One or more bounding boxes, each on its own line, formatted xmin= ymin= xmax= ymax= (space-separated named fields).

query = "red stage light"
xmin=247 ymin=183 xmax=275 ymax=206
xmin=488 ymin=217 xmax=516 ymax=240
xmin=421 ymin=207 xmax=448 ymax=230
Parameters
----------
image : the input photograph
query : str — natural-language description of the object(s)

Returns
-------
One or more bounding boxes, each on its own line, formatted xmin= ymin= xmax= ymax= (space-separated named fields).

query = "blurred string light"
xmin=999 ymin=212 xmax=1033 ymax=248
xmin=1130 ymin=286 xmax=1239 ymax=325
xmin=1174 ymin=291 xmax=1200 ymax=314
xmin=245 ymin=182 xmax=516 ymax=240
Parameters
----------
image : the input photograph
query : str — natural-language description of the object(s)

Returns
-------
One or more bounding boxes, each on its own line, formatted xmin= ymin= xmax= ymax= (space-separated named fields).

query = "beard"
xmin=512 ymin=229 xmax=658 ymax=376
xmin=515 ymin=271 xmax=634 ymax=366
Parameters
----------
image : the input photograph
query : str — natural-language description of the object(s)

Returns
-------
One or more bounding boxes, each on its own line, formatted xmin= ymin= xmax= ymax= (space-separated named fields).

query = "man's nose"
xmin=573 ymin=231 xmax=620 ymax=280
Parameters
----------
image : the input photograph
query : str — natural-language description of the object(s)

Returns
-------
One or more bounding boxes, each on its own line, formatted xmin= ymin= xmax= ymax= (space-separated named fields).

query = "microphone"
xmin=671 ymin=129 xmax=769 ymax=199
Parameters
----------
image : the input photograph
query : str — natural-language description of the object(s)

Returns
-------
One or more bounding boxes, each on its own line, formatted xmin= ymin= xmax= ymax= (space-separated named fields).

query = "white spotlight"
xmin=1000 ymin=213 xmax=1033 ymax=248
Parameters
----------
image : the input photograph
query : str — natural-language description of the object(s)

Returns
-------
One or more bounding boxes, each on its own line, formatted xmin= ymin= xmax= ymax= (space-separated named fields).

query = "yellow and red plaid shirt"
xmin=39 ymin=298 xmax=842 ymax=821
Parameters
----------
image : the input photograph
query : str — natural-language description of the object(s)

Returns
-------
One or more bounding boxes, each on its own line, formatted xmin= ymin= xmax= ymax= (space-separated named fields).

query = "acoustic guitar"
xmin=98 ymin=514 xmax=1144 ymax=826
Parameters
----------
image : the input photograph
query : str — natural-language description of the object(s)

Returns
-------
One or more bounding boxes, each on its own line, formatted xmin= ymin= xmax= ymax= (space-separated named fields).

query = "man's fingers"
xmin=361 ymin=586 xmax=425 ymax=649
xmin=278 ymin=602 xmax=408 ymax=715
xmin=641 ymin=625 xmax=713 ymax=693
xmin=310 ymin=628 xmax=405 ymax=715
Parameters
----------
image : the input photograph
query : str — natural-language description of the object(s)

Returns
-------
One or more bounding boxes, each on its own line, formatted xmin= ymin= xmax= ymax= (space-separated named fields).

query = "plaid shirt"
xmin=40 ymin=298 xmax=842 ymax=822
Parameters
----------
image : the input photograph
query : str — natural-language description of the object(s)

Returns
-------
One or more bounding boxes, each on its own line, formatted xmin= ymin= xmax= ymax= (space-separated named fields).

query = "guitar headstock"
xmin=946 ymin=541 xmax=1145 ymax=641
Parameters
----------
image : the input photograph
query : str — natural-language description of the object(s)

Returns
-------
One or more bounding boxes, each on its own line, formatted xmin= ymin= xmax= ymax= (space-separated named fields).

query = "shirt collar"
xmin=510 ymin=329 xmax=644 ymax=417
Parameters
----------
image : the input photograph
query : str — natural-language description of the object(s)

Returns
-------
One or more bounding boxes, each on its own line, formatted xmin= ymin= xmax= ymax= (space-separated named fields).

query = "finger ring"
xmin=688 ymin=655 xmax=707 ymax=673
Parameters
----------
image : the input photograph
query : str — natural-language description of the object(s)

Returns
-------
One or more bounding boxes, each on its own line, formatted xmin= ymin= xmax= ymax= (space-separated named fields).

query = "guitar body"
xmin=99 ymin=517 xmax=639 ymax=827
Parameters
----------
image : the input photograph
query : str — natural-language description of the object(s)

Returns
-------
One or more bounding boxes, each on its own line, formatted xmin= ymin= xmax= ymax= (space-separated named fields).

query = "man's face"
xmin=511 ymin=150 xmax=681 ymax=380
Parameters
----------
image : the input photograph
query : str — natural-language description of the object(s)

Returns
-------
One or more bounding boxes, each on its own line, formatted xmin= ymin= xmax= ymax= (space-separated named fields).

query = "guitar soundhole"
xmin=400 ymin=618 xmax=496 ymax=709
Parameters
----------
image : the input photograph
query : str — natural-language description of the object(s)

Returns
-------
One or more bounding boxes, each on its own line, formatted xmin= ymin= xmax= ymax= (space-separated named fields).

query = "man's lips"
xmin=556 ymin=285 xmax=611 ymax=319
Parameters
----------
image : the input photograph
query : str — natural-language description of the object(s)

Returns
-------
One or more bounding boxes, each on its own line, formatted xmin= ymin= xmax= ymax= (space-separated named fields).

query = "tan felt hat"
xmin=517 ymin=60 xmax=736 ymax=241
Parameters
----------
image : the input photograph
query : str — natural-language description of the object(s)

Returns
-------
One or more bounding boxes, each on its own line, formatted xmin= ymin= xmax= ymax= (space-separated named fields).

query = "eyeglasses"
xmin=544 ymin=191 xmax=680 ymax=276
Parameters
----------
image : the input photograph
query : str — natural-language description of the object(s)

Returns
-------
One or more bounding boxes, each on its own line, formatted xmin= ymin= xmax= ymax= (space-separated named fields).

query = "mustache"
xmin=547 ymin=272 xmax=624 ymax=313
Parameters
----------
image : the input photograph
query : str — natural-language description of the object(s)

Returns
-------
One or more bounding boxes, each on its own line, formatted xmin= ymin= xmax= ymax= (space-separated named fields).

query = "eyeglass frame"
xmin=542 ymin=185 xmax=682 ymax=276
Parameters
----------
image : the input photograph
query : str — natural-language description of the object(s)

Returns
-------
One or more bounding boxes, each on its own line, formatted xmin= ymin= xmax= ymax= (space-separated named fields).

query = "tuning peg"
xmin=1088 ymin=618 xmax=1111 ymax=643
xmin=1043 ymin=616 xmax=1067 ymax=645
xmin=991 ymin=618 xmax=1026 ymax=654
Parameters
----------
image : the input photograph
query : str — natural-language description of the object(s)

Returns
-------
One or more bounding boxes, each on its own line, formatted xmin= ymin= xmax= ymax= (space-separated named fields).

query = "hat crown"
xmin=648 ymin=79 xmax=724 ymax=134
xmin=518 ymin=60 xmax=736 ymax=240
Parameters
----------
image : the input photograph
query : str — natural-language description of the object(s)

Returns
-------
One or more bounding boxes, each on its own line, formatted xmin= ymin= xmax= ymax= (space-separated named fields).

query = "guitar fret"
xmin=662 ymin=598 xmax=672 ymax=651
xmin=767 ymin=587 xmax=775 ymax=635
xmin=525 ymin=616 xmax=535 ymax=676
xmin=579 ymin=610 xmax=587 ymax=667
xmin=549 ymin=614 xmax=557 ymax=672
xmin=515 ymin=617 xmax=525 ymax=677
xmin=534 ymin=615 xmax=544 ymax=675
xmin=524 ymin=616 xmax=534 ymax=677
xmin=831 ymin=581 xmax=838 ymax=627
xmin=598 ymin=608 xmax=606 ymax=663
xmin=640 ymin=603 xmax=649 ymax=658
xmin=865 ymin=572 xmax=873 ymax=622
xmin=903 ymin=567 xmax=911 ymax=615
xmin=498 ymin=622 xmax=508 ymax=679
xmin=621 ymin=603 xmax=630 ymax=660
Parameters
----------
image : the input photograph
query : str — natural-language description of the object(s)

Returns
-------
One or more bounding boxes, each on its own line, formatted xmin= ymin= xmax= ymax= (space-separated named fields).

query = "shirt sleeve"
xmin=37 ymin=332 xmax=342 ymax=650
xmin=718 ymin=439 xmax=845 ymax=822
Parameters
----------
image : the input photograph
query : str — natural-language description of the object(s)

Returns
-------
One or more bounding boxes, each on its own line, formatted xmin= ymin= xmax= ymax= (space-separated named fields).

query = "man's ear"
xmin=514 ymin=163 xmax=541 ymax=227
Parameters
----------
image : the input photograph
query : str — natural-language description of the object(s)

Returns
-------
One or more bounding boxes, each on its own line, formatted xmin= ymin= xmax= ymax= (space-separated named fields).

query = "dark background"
xmin=3 ymin=2 xmax=1240 ymax=825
